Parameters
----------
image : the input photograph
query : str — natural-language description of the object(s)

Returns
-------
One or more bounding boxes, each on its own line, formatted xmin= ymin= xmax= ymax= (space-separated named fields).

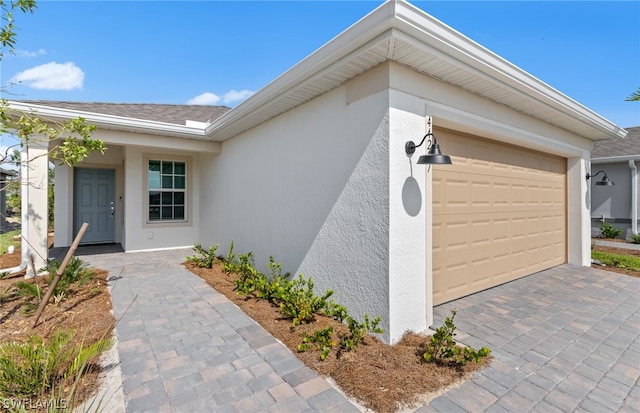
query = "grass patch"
xmin=0 ymin=230 xmax=20 ymax=255
xmin=592 ymin=250 xmax=640 ymax=271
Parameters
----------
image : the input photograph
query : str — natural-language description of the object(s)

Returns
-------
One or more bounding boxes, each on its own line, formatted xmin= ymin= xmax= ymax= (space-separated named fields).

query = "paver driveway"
xmin=421 ymin=264 xmax=640 ymax=413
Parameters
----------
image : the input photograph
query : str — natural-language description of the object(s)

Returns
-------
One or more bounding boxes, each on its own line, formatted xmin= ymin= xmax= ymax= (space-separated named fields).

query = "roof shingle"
xmin=592 ymin=126 xmax=640 ymax=158
xmin=15 ymin=101 xmax=230 ymax=126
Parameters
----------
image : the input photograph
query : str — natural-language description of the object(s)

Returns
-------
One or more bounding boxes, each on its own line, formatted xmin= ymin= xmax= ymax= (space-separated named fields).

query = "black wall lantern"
xmin=586 ymin=170 xmax=614 ymax=186
xmin=405 ymin=117 xmax=452 ymax=165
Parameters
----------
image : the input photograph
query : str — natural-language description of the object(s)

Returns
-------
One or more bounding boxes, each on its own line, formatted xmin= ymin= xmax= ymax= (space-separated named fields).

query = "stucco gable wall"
xmin=199 ymin=80 xmax=394 ymax=337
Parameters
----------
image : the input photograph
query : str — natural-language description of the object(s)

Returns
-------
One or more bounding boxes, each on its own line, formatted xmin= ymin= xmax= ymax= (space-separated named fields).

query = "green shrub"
xmin=0 ymin=330 xmax=113 ymax=399
xmin=222 ymin=241 xmax=239 ymax=273
xmin=423 ymin=309 xmax=491 ymax=365
xmin=323 ymin=301 xmax=349 ymax=322
xmin=211 ymin=243 xmax=385 ymax=359
xmin=339 ymin=314 xmax=384 ymax=351
xmin=599 ymin=221 xmax=622 ymax=239
xmin=46 ymin=257 xmax=95 ymax=295
xmin=630 ymin=233 xmax=640 ymax=244
xmin=298 ymin=326 xmax=335 ymax=361
xmin=186 ymin=243 xmax=219 ymax=268
xmin=279 ymin=275 xmax=334 ymax=326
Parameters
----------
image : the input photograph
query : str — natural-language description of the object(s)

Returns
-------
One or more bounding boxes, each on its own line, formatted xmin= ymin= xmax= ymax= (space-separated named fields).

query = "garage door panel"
xmin=434 ymin=172 xmax=564 ymax=215
xmin=432 ymin=129 xmax=566 ymax=305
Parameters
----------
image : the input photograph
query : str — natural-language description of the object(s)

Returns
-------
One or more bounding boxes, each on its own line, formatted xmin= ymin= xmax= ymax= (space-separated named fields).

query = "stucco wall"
xmin=123 ymin=146 xmax=202 ymax=252
xmin=199 ymin=79 xmax=396 ymax=339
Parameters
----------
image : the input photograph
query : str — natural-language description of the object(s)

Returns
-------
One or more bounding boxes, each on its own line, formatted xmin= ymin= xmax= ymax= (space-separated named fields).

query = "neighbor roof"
xmin=592 ymin=126 xmax=640 ymax=159
xmin=13 ymin=101 xmax=230 ymax=126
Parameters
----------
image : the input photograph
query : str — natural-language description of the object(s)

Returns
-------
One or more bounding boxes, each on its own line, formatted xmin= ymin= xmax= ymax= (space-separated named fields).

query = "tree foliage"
xmin=626 ymin=87 xmax=640 ymax=102
xmin=0 ymin=0 xmax=105 ymax=168
xmin=0 ymin=0 xmax=37 ymax=60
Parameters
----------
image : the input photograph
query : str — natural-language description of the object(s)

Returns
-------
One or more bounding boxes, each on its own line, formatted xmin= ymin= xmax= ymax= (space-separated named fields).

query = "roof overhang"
xmin=207 ymin=0 xmax=626 ymax=142
xmin=7 ymin=1 xmax=627 ymax=143
xmin=5 ymin=101 xmax=212 ymax=140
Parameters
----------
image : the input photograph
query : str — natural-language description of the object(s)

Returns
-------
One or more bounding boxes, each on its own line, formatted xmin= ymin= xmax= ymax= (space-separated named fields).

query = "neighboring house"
xmin=7 ymin=1 xmax=626 ymax=343
xmin=590 ymin=126 xmax=640 ymax=239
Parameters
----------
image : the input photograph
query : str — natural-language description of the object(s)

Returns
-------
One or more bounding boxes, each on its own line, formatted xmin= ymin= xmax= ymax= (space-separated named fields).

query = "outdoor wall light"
xmin=586 ymin=170 xmax=614 ymax=186
xmin=405 ymin=117 xmax=452 ymax=165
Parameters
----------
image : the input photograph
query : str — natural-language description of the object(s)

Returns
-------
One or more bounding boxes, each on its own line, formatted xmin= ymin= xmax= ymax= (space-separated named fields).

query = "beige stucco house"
xmin=6 ymin=0 xmax=626 ymax=343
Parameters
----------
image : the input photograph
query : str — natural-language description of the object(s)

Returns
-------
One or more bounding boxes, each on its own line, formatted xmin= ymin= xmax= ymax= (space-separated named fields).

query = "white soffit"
xmin=208 ymin=0 xmax=626 ymax=142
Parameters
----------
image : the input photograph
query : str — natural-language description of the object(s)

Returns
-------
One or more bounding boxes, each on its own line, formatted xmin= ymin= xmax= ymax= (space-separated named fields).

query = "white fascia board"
xmin=208 ymin=0 xmax=624 ymax=142
xmin=393 ymin=2 xmax=625 ymax=140
xmin=7 ymin=101 xmax=209 ymax=139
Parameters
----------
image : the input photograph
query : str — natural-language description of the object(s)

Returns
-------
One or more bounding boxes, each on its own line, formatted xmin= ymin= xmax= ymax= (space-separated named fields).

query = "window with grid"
xmin=148 ymin=160 xmax=186 ymax=221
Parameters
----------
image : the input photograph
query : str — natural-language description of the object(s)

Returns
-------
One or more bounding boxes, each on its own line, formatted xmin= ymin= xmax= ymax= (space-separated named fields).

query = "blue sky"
xmin=1 ymin=0 xmax=639 ymax=128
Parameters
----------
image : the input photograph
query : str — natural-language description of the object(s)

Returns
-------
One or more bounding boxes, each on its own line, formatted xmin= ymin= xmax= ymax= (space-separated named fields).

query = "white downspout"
xmin=630 ymin=160 xmax=638 ymax=235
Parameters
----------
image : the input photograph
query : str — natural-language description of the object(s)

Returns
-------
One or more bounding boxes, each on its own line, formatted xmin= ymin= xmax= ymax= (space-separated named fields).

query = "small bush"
xmin=630 ymin=233 xmax=640 ymax=244
xmin=423 ymin=309 xmax=491 ymax=365
xmin=279 ymin=275 xmax=334 ymax=326
xmin=222 ymin=241 xmax=239 ymax=273
xmin=599 ymin=221 xmax=622 ymax=239
xmin=186 ymin=243 xmax=219 ymax=268
xmin=339 ymin=314 xmax=384 ymax=351
xmin=298 ymin=326 xmax=335 ymax=361
xmin=46 ymin=257 xmax=95 ymax=296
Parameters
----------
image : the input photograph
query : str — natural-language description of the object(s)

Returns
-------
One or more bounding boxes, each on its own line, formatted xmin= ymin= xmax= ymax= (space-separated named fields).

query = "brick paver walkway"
xmin=76 ymin=247 xmax=360 ymax=413
xmin=54 ymin=245 xmax=640 ymax=412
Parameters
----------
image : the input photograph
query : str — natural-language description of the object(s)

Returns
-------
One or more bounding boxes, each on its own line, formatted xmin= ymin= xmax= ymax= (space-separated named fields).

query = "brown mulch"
xmin=4 ymin=236 xmax=637 ymax=412
xmin=185 ymin=261 xmax=490 ymax=413
xmin=0 ymin=245 xmax=116 ymax=409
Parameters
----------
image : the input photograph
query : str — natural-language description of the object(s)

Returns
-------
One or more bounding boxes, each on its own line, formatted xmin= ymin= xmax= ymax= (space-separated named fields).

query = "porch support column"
xmin=22 ymin=141 xmax=49 ymax=278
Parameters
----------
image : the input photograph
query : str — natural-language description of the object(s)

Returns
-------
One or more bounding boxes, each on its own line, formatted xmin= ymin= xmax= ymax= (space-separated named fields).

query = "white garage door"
xmin=432 ymin=129 xmax=566 ymax=305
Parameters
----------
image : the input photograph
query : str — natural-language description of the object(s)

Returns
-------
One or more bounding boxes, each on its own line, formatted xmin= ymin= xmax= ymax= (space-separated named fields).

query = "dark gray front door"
xmin=74 ymin=168 xmax=115 ymax=244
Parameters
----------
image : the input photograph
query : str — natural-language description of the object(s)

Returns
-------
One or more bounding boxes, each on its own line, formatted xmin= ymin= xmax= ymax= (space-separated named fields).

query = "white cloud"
xmin=14 ymin=49 xmax=47 ymax=58
xmin=222 ymin=89 xmax=254 ymax=104
xmin=187 ymin=89 xmax=255 ymax=106
xmin=11 ymin=61 xmax=84 ymax=90
xmin=187 ymin=92 xmax=220 ymax=105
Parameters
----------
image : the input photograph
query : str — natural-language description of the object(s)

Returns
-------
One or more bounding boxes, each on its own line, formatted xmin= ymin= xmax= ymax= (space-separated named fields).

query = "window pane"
xmin=149 ymin=207 xmax=160 ymax=220
xmin=174 ymin=206 xmax=185 ymax=220
xmin=148 ymin=160 xmax=160 ymax=188
xmin=174 ymin=176 xmax=185 ymax=189
xmin=162 ymin=176 xmax=173 ymax=189
xmin=161 ymin=206 xmax=173 ymax=220
xmin=161 ymin=192 xmax=173 ymax=205
xmin=149 ymin=191 xmax=160 ymax=206
xmin=174 ymin=162 xmax=185 ymax=175
xmin=174 ymin=192 xmax=185 ymax=205
xmin=162 ymin=161 xmax=173 ymax=174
